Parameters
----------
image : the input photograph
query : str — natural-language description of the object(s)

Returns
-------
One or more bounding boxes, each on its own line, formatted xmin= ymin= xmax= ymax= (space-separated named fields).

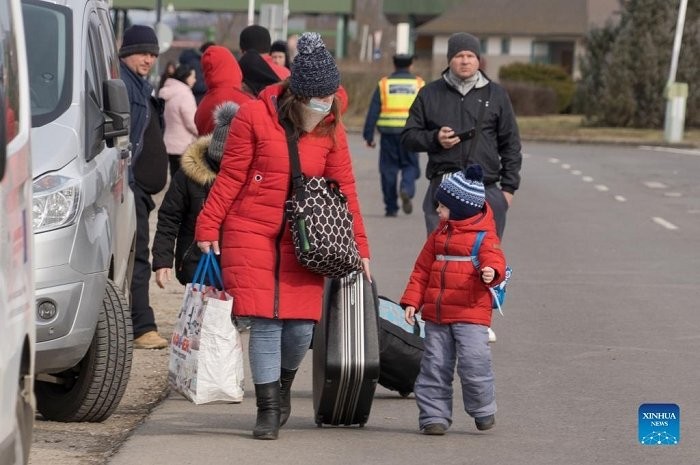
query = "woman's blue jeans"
xmin=248 ymin=318 xmax=315 ymax=384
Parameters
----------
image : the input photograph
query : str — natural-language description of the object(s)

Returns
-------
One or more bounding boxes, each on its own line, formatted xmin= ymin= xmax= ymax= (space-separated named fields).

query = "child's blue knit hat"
xmin=435 ymin=164 xmax=486 ymax=220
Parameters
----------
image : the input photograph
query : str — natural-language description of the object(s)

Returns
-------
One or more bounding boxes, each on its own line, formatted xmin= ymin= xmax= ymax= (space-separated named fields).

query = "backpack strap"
xmin=470 ymin=231 xmax=486 ymax=270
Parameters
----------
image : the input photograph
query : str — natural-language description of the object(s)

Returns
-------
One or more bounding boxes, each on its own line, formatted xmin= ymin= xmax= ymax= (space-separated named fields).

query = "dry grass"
xmin=516 ymin=115 xmax=700 ymax=147
xmin=343 ymin=111 xmax=700 ymax=148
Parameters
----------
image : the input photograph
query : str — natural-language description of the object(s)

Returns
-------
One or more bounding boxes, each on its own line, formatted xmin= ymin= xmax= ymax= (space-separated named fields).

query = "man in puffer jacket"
xmin=152 ymin=102 xmax=238 ymax=287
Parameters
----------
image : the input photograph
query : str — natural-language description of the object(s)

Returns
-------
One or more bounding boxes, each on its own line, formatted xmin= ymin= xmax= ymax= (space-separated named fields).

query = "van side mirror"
xmin=103 ymin=79 xmax=130 ymax=141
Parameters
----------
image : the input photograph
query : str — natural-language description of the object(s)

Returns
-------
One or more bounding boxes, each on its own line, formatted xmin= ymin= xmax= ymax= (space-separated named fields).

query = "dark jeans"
xmin=379 ymin=134 xmax=420 ymax=214
xmin=130 ymin=184 xmax=157 ymax=337
xmin=423 ymin=177 xmax=508 ymax=239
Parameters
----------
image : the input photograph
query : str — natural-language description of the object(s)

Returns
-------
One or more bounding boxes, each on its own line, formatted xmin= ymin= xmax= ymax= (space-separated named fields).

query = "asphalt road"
xmin=64 ymin=137 xmax=700 ymax=465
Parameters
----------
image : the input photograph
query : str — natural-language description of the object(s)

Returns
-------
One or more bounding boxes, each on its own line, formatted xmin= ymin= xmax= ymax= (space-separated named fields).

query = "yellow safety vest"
xmin=377 ymin=76 xmax=425 ymax=128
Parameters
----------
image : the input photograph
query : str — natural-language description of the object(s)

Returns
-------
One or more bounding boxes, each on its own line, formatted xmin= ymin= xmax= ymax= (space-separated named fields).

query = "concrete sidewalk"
xmin=109 ymin=333 xmax=496 ymax=465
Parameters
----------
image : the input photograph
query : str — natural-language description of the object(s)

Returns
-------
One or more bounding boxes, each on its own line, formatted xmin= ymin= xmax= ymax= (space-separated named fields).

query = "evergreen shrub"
xmin=499 ymin=62 xmax=575 ymax=114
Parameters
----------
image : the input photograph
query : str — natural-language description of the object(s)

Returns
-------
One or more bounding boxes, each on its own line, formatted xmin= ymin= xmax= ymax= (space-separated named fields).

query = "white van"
xmin=22 ymin=0 xmax=136 ymax=422
xmin=0 ymin=0 xmax=35 ymax=462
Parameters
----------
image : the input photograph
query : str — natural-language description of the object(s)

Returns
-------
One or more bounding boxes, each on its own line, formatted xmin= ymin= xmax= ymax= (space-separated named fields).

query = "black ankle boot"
xmin=253 ymin=381 xmax=280 ymax=439
xmin=279 ymin=368 xmax=297 ymax=427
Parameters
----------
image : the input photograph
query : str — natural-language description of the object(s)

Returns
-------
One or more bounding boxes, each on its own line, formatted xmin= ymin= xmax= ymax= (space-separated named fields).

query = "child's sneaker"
xmin=487 ymin=327 xmax=497 ymax=343
xmin=475 ymin=414 xmax=495 ymax=431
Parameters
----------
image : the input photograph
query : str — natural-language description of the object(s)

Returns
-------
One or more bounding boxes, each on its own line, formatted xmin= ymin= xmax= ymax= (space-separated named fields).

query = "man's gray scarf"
xmin=444 ymin=69 xmax=480 ymax=96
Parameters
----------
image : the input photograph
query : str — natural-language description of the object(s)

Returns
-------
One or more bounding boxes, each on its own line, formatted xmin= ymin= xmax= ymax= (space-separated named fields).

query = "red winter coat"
xmin=194 ymin=45 xmax=253 ymax=135
xmin=195 ymin=84 xmax=370 ymax=322
xmin=400 ymin=204 xmax=506 ymax=326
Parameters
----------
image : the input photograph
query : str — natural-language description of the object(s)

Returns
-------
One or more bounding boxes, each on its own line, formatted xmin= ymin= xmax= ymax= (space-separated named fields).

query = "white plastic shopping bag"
xmin=168 ymin=252 xmax=244 ymax=404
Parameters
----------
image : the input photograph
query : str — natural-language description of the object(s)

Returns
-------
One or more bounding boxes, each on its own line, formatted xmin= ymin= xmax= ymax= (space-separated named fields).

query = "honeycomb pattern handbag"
xmin=281 ymin=118 xmax=363 ymax=278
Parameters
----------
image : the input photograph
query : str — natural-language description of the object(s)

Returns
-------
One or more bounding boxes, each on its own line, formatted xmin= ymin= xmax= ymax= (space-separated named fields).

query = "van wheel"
xmin=35 ymin=279 xmax=133 ymax=422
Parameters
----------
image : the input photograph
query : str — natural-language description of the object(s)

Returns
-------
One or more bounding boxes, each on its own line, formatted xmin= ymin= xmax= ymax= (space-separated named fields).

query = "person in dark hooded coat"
xmin=152 ymin=102 xmax=238 ymax=287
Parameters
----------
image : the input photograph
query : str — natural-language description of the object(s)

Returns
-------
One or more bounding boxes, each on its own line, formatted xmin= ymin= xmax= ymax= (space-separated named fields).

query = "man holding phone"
xmin=401 ymin=32 xmax=522 ymax=238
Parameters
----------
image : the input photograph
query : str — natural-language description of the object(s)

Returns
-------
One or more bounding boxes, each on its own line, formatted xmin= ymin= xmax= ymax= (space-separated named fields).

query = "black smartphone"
xmin=457 ymin=128 xmax=476 ymax=141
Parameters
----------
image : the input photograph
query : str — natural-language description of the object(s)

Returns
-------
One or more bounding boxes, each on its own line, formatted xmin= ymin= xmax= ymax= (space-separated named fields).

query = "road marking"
xmin=652 ymin=217 xmax=678 ymax=230
xmin=571 ymin=169 xmax=582 ymax=176
xmin=664 ymin=192 xmax=682 ymax=197
xmin=644 ymin=181 xmax=667 ymax=189
xmin=614 ymin=195 xmax=627 ymax=202
xmin=561 ymin=163 xmax=571 ymax=169
xmin=548 ymin=157 xmax=560 ymax=163
xmin=582 ymin=176 xmax=594 ymax=182
xmin=595 ymin=185 xmax=609 ymax=191
xmin=639 ymin=145 xmax=700 ymax=157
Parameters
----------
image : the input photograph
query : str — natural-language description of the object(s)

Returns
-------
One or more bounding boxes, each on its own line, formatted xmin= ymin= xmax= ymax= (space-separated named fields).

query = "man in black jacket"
xmin=120 ymin=25 xmax=169 ymax=349
xmin=401 ymin=32 xmax=522 ymax=238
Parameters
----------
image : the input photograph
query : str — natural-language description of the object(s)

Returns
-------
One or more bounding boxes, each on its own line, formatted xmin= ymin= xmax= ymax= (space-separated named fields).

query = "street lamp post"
xmin=663 ymin=0 xmax=688 ymax=144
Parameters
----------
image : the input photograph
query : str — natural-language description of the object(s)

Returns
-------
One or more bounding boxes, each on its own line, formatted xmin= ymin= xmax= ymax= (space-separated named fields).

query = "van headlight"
xmin=32 ymin=175 xmax=82 ymax=233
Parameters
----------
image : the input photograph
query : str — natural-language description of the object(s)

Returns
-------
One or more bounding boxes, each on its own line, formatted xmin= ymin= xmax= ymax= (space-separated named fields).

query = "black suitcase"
xmin=378 ymin=296 xmax=425 ymax=397
xmin=312 ymin=272 xmax=380 ymax=427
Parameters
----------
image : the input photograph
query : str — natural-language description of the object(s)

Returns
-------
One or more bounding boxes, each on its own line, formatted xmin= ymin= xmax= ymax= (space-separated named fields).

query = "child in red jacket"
xmin=401 ymin=164 xmax=506 ymax=435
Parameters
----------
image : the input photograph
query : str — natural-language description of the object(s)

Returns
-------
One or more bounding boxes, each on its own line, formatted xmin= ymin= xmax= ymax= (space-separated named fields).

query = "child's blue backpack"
xmin=470 ymin=231 xmax=512 ymax=315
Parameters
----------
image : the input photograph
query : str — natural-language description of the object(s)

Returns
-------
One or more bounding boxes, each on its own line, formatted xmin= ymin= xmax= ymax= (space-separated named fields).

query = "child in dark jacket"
xmin=152 ymin=102 xmax=238 ymax=287
xmin=401 ymin=164 xmax=507 ymax=436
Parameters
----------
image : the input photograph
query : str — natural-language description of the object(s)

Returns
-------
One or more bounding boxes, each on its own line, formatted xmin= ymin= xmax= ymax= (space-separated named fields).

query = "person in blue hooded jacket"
xmin=119 ymin=25 xmax=169 ymax=349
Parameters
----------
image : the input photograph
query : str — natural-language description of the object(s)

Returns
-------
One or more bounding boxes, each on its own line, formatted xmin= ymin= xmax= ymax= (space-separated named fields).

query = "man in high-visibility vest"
xmin=363 ymin=54 xmax=424 ymax=217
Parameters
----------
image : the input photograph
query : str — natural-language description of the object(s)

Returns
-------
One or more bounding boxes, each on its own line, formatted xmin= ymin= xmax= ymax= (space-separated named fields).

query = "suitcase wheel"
xmin=399 ymin=391 xmax=412 ymax=398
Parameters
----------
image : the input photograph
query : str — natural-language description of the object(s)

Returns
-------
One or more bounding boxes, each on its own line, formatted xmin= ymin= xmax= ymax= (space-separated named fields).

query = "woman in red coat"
xmin=195 ymin=32 xmax=371 ymax=440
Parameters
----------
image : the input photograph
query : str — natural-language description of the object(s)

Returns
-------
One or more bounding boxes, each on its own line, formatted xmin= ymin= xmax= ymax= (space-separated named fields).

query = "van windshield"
xmin=21 ymin=0 xmax=72 ymax=127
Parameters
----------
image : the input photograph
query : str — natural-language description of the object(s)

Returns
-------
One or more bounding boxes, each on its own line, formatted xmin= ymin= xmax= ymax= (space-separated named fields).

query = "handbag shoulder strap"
xmin=280 ymin=117 xmax=305 ymax=198
xmin=464 ymin=84 xmax=492 ymax=166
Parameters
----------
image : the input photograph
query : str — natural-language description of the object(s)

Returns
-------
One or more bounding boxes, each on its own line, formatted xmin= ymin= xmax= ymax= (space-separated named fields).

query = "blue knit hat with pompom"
xmin=289 ymin=32 xmax=340 ymax=98
xmin=435 ymin=164 xmax=486 ymax=220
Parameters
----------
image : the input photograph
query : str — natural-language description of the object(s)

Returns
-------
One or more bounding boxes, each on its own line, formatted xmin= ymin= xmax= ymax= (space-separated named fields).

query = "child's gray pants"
xmin=414 ymin=321 xmax=496 ymax=429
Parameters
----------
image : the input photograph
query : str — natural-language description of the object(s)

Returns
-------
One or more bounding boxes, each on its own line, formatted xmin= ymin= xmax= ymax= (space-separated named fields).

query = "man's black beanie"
xmin=447 ymin=32 xmax=481 ymax=62
xmin=119 ymin=25 xmax=159 ymax=58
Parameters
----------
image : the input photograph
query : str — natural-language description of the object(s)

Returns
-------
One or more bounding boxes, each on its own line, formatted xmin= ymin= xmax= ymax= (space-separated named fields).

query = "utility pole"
xmin=664 ymin=0 xmax=688 ymax=144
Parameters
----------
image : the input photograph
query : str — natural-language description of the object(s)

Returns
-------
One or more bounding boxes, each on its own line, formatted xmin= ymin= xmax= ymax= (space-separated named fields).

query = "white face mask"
xmin=306 ymin=98 xmax=333 ymax=114
xmin=300 ymin=98 xmax=333 ymax=133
